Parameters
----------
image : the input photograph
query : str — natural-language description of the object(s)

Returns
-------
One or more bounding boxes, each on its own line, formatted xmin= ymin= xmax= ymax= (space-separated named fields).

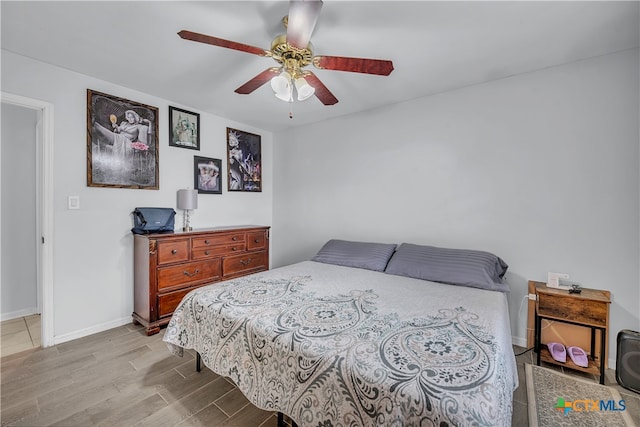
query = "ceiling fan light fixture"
xmin=275 ymin=90 xmax=293 ymax=102
xmin=271 ymin=70 xmax=292 ymax=99
xmin=294 ymin=77 xmax=315 ymax=101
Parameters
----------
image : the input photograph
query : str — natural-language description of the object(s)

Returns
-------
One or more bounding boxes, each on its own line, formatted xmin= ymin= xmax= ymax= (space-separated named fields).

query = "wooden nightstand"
xmin=531 ymin=281 xmax=610 ymax=384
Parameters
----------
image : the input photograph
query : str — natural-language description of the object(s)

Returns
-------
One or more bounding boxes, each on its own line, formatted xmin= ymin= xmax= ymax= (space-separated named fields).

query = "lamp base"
xmin=183 ymin=226 xmax=192 ymax=232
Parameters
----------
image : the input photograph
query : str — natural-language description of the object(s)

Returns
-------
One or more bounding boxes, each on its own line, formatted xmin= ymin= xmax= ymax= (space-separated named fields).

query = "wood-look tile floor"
xmin=1 ymin=315 xmax=41 ymax=358
xmin=1 ymin=323 xmax=638 ymax=426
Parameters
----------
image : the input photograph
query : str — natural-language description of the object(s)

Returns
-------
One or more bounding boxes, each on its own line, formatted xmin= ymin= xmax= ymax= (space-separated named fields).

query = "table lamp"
xmin=177 ymin=189 xmax=198 ymax=231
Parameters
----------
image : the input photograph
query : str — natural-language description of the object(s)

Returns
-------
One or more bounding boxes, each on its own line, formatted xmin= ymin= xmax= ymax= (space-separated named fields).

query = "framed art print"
xmin=227 ymin=127 xmax=261 ymax=192
xmin=169 ymin=106 xmax=200 ymax=150
xmin=194 ymin=156 xmax=222 ymax=194
xmin=87 ymin=89 xmax=159 ymax=189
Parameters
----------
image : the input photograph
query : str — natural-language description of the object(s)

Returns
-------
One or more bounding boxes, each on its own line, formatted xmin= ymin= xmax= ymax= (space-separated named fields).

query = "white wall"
xmin=1 ymin=50 xmax=273 ymax=342
xmin=1 ymin=103 xmax=38 ymax=319
xmin=272 ymin=49 xmax=640 ymax=360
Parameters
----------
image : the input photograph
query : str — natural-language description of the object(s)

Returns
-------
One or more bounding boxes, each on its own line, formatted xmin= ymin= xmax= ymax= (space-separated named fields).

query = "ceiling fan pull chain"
xmin=289 ymin=100 xmax=293 ymax=119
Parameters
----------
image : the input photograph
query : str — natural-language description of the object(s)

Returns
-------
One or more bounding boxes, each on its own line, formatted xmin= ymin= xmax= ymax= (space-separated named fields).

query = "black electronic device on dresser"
xmin=616 ymin=329 xmax=640 ymax=394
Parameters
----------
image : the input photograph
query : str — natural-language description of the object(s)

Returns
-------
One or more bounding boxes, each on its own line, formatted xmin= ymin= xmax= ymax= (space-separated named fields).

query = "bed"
xmin=164 ymin=240 xmax=518 ymax=426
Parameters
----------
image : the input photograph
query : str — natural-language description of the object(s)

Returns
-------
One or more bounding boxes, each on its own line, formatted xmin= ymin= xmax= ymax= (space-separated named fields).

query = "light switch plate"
xmin=68 ymin=195 xmax=80 ymax=210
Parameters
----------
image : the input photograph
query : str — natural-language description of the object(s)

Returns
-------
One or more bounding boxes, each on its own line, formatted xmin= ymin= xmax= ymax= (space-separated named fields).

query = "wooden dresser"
xmin=133 ymin=225 xmax=270 ymax=335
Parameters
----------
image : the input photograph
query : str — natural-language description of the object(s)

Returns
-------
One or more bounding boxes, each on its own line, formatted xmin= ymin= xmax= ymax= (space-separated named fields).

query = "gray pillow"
xmin=384 ymin=243 xmax=509 ymax=292
xmin=312 ymin=239 xmax=397 ymax=272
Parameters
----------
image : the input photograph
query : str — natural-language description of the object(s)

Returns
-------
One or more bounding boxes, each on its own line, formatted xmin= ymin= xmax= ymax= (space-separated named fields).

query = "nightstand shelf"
xmin=531 ymin=281 xmax=611 ymax=384
xmin=537 ymin=347 xmax=601 ymax=376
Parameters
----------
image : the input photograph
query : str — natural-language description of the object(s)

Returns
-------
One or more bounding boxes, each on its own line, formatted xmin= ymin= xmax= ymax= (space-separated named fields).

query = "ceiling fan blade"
xmin=303 ymin=72 xmax=338 ymax=105
xmin=178 ymin=30 xmax=268 ymax=56
xmin=313 ymin=56 xmax=394 ymax=76
xmin=235 ymin=68 xmax=281 ymax=94
xmin=286 ymin=0 xmax=323 ymax=49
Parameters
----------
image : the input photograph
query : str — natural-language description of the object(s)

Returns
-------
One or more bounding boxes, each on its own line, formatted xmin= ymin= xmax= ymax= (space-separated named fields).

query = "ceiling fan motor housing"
xmin=270 ymin=34 xmax=313 ymax=77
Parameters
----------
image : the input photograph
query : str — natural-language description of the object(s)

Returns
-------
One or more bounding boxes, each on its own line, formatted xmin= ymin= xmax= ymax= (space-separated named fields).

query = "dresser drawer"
xmin=223 ymin=251 xmax=268 ymax=277
xmin=158 ymin=287 xmax=197 ymax=318
xmin=192 ymin=243 xmax=246 ymax=260
xmin=192 ymin=233 xmax=245 ymax=249
xmin=247 ymin=231 xmax=267 ymax=251
xmin=157 ymin=240 xmax=189 ymax=265
xmin=157 ymin=259 xmax=221 ymax=291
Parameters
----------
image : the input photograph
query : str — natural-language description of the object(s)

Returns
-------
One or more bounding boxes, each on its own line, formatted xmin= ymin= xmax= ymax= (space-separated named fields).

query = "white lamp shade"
xmin=271 ymin=71 xmax=292 ymax=97
xmin=275 ymin=90 xmax=293 ymax=102
xmin=295 ymin=77 xmax=315 ymax=101
xmin=177 ymin=189 xmax=198 ymax=210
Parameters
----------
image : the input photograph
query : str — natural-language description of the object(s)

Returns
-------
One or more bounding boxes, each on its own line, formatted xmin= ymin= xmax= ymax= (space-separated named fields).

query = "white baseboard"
xmin=512 ymin=335 xmax=528 ymax=348
xmin=1 ymin=307 xmax=39 ymax=322
xmin=52 ymin=316 xmax=132 ymax=346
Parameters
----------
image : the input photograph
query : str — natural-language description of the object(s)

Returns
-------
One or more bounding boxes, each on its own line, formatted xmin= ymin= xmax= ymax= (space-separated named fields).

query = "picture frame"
xmin=194 ymin=156 xmax=222 ymax=194
xmin=169 ymin=106 xmax=200 ymax=150
xmin=227 ymin=127 xmax=262 ymax=192
xmin=87 ymin=89 xmax=159 ymax=189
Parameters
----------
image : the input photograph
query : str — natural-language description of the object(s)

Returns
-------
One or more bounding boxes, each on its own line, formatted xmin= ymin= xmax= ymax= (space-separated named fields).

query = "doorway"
xmin=1 ymin=92 xmax=54 ymax=349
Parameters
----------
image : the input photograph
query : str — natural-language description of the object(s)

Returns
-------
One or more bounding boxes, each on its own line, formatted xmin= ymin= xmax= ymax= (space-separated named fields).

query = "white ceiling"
xmin=2 ymin=1 xmax=638 ymax=132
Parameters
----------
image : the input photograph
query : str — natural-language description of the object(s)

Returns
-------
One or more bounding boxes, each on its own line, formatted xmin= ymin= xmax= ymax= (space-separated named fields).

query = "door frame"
xmin=1 ymin=92 xmax=54 ymax=347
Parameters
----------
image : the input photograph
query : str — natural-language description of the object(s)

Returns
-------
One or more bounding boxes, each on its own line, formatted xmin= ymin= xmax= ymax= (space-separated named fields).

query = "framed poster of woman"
xmin=87 ymin=89 xmax=159 ymax=189
xmin=227 ymin=127 xmax=261 ymax=192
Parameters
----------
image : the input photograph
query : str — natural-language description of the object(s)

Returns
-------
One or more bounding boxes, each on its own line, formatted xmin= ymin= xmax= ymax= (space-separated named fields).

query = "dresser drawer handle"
xmin=204 ymin=240 xmax=210 ymax=245
xmin=240 ymin=258 xmax=252 ymax=266
xmin=232 ymin=236 xmax=238 ymax=241
xmin=232 ymin=246 xmax=238 ymax=251
xmin=183 ymin=269 xmax=200 ymax=277
xmin=204 ymin=251 xmax=210 ymax=256
xmin=171 ymin=249 xmax=177 ymax=255
xmin=254 ymin=239 xmax=260 ymax=243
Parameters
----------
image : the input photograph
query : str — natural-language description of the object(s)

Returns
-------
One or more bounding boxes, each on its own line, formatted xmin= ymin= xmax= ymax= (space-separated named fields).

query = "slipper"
xmin=547 ymin=342 xmax=566 ymax=363
xmin=567 ymin=346 xmax=589 ymax=368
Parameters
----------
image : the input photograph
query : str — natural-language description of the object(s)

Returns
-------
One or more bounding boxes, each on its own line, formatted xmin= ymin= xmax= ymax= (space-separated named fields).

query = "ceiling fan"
xmin=178 ymin=0 xmax=394 ymax=108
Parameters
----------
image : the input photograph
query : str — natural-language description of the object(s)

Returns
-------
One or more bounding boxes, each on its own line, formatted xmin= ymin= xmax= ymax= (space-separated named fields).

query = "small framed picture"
xmin=194 ymin=156 xmax=222 ymax=194
xmin=169 ymin=106 xmax=200 ymax=150
xmin=227 ymin=127 xmax=261 ymax=192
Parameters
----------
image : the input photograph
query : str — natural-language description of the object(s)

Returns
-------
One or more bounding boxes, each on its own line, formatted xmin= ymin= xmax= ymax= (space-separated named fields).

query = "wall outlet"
xmin=547 ymin=272 xmax=570 ymax=289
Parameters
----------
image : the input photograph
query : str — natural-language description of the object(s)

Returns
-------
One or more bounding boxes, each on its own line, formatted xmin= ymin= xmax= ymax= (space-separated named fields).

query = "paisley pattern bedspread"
xmin=164 ymin=261 xmax=518 ymax=427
